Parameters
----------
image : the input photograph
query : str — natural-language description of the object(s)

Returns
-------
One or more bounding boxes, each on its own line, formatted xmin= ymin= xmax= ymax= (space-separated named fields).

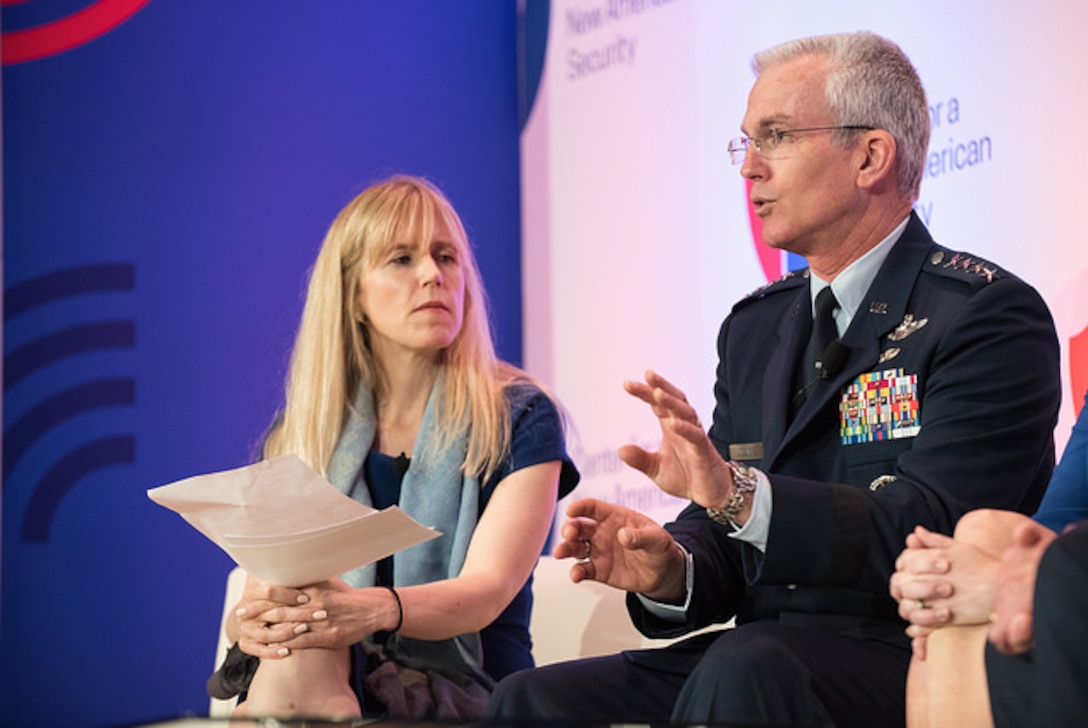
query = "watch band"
xmin=706 ymin=460 xmax=758 ymax=525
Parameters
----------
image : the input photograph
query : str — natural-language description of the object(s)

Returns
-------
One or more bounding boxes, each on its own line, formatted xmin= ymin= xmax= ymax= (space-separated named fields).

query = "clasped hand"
xmin=234 ymin=577 xmax=357 ymax=659
xmin=890 ymin=525 xmax=999 ymax=639
xmin=890 ymin=517 xmax=1058 ymax=659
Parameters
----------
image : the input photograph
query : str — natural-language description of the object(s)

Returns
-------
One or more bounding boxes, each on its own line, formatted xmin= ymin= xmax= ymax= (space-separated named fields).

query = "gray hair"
xmin=754 ymin=31 xmax=930 ymax=200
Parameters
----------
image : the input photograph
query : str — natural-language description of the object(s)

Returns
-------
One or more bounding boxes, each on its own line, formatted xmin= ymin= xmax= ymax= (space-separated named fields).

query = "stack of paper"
xmin=148 ymin=454 xmax=439 ymax=587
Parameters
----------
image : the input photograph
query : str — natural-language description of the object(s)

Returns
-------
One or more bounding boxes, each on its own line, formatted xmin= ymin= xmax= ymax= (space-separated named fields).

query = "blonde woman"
xmin=215 ymin=175 xmax=578 ymax=720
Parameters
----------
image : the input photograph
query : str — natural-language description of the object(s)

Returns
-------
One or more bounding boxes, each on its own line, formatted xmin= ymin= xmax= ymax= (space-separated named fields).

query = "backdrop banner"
xmin=520 ymin=0 xmax=1088 ymax=531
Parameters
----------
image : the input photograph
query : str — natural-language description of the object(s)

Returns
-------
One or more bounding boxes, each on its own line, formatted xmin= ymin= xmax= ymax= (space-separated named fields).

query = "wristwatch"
xmin=706 ymin=460 xmax=758 ymax=525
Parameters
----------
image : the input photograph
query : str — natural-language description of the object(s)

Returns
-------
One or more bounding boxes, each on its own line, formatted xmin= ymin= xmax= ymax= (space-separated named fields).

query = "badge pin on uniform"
xmin=887 ymin=313 xmax=928 ymax=342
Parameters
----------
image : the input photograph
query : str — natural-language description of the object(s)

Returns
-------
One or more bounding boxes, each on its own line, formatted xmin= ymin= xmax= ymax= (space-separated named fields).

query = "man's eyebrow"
xmin=747 ymin=115 xmax=792 ymax=133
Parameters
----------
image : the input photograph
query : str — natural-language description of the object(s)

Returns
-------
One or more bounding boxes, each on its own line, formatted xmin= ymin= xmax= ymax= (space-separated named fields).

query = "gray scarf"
xmin=326 ymin=376 xmax=489 ymax=685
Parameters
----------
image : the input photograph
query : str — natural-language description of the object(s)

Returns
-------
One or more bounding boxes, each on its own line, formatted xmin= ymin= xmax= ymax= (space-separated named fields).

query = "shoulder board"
xmin=925 ymin=247 xmax=1006 ymax=286
xmin=733 ymin=268 xmax=809 ymax=310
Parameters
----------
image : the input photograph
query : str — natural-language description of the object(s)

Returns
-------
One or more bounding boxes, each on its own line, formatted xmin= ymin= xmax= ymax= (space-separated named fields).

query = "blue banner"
xmin=2 ymin=2 xmax=523 ymax=725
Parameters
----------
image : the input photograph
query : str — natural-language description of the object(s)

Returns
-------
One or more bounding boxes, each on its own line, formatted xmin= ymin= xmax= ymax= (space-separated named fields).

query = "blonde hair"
xmin=263 ymin=175 xmax=521 ymax=481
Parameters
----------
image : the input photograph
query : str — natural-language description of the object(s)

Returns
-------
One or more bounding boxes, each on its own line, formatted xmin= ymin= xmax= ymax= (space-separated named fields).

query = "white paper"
xmin=148 ymin=454 xmax=440 ymax=586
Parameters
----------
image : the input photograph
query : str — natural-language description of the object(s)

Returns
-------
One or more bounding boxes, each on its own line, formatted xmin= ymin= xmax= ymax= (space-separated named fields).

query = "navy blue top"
xmin=1034 ymin=391 xmax=1088 ymax=532
xmin=362 ymin=381 xmax=579 ymax=681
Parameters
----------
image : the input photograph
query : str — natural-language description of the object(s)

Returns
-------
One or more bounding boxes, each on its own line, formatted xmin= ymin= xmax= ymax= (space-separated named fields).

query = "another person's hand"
xmin=989 ymin=519 xmax=1057 ymax=655
xmin=891 ymin=526 xmax=1000 ymax=637
xmin=619 ymin=370 xmax=734 ymax=513
xmin=554 ymin=498 xmax=686 ymax=604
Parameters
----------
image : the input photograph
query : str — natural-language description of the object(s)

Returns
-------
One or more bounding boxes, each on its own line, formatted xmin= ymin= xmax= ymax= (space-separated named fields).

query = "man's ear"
xmin=855 ymin=129 xmax=897 ymax=190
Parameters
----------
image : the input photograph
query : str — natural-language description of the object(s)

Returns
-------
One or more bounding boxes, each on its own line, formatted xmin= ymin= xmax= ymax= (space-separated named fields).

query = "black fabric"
xmin=1033 ymin=525 xmax=1088 ymax=726
xmin=985 ymin=643 xmax=1033 ymax=728
xmin=987 ymin=524 xmax=1088 ymax=727
xmin=206 ymin=642 xmax=258 ymax=700
xmin=488 ymin=622 xmax=908 ymax=727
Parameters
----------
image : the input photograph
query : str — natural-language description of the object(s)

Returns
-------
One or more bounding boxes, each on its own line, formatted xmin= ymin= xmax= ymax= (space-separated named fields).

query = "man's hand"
xmin=554 ymin=498 xmax=686 ymax=604
xmin=619 ymin=370 xmax=734 ymax=512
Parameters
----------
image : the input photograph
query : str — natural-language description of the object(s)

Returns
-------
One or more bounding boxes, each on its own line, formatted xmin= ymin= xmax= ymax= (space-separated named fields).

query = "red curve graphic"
xmin=2 ymin=0 xmax=150 ymax=65
xmin=1070 ymin=325 xmax=1088 ymax=418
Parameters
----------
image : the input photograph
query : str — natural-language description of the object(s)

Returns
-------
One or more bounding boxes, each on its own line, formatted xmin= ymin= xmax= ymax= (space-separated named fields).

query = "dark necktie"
xmin=792 ymin=287 xmax=840 ymax=415
xmin=805 ymin=286 xmax=839 ymax=381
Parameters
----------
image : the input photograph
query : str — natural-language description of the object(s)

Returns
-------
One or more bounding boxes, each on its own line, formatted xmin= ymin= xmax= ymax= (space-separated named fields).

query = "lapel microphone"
xmin=392 ymin=452 xmax=411 ymax=479
xmin=817 ymin=340 xmax=850 ymax=380
xmin=791 ymin=340 xmax=851 ymax=413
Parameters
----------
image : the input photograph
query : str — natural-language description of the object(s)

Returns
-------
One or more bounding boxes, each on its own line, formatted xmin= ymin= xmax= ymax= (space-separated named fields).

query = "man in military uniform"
xmin=487 ymin=31 xmax=1059 ymax=728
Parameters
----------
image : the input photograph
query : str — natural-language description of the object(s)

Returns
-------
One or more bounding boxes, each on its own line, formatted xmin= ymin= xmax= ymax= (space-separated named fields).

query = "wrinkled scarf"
xmin=326 ymin=375 xmax=489 ymax=686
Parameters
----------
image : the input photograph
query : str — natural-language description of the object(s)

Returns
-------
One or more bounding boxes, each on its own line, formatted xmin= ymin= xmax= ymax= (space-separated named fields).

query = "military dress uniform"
xmin=489 ymin=213 xmax=1061 ymax=728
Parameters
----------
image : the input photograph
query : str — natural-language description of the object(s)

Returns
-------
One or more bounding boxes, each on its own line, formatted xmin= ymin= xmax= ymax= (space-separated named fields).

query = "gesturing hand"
xmin=554 ymin=498 xmax=686 ymax=604
xmin=619 ymin=370 xmax=733 ymax=511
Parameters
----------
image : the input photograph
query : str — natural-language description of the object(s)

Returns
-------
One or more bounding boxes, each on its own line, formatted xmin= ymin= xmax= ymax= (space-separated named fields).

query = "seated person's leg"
xmin=905 ymin=652 xmax=928 ymax=728
xmin=486 ymin=650 xmax=689 ymax=724
xmin=673 ymin=622 xmax=908 ymax=728
xmin=234 ymin=647 xmax=360 ymax=720
xmin=921 ymin=508 xmax=1024 ymax=728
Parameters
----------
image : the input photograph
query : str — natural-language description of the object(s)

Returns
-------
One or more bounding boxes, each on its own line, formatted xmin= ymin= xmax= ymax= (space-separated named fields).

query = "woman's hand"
xmin=234 ymin=577 xmax=398 ymax=658
xmin=232 ymin=576 xmax=325 ymax=659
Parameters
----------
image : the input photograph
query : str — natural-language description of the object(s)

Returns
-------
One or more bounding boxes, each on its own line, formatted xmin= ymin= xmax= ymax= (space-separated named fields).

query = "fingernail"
xmin=312 ymin=610 xmax=328 ymax=620
xmin=276 ymin=647 xmax=290 ymax=656
xmin=294 ymin=623 xmax=309 ymax=635
xmin=235 ymin=607 xmax=246 ymax=617
xmin=296 ymin=594 xmax=310 ymax=604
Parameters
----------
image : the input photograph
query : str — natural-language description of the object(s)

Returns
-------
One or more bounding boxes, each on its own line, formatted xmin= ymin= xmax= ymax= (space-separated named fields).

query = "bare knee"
xmin=954 ymin=509 xmax=1025 ymax=556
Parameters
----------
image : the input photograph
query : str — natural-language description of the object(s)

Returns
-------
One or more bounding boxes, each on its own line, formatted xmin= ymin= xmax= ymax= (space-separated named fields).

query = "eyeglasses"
xmin=727 ymin=126 xmax=875 ymax=165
